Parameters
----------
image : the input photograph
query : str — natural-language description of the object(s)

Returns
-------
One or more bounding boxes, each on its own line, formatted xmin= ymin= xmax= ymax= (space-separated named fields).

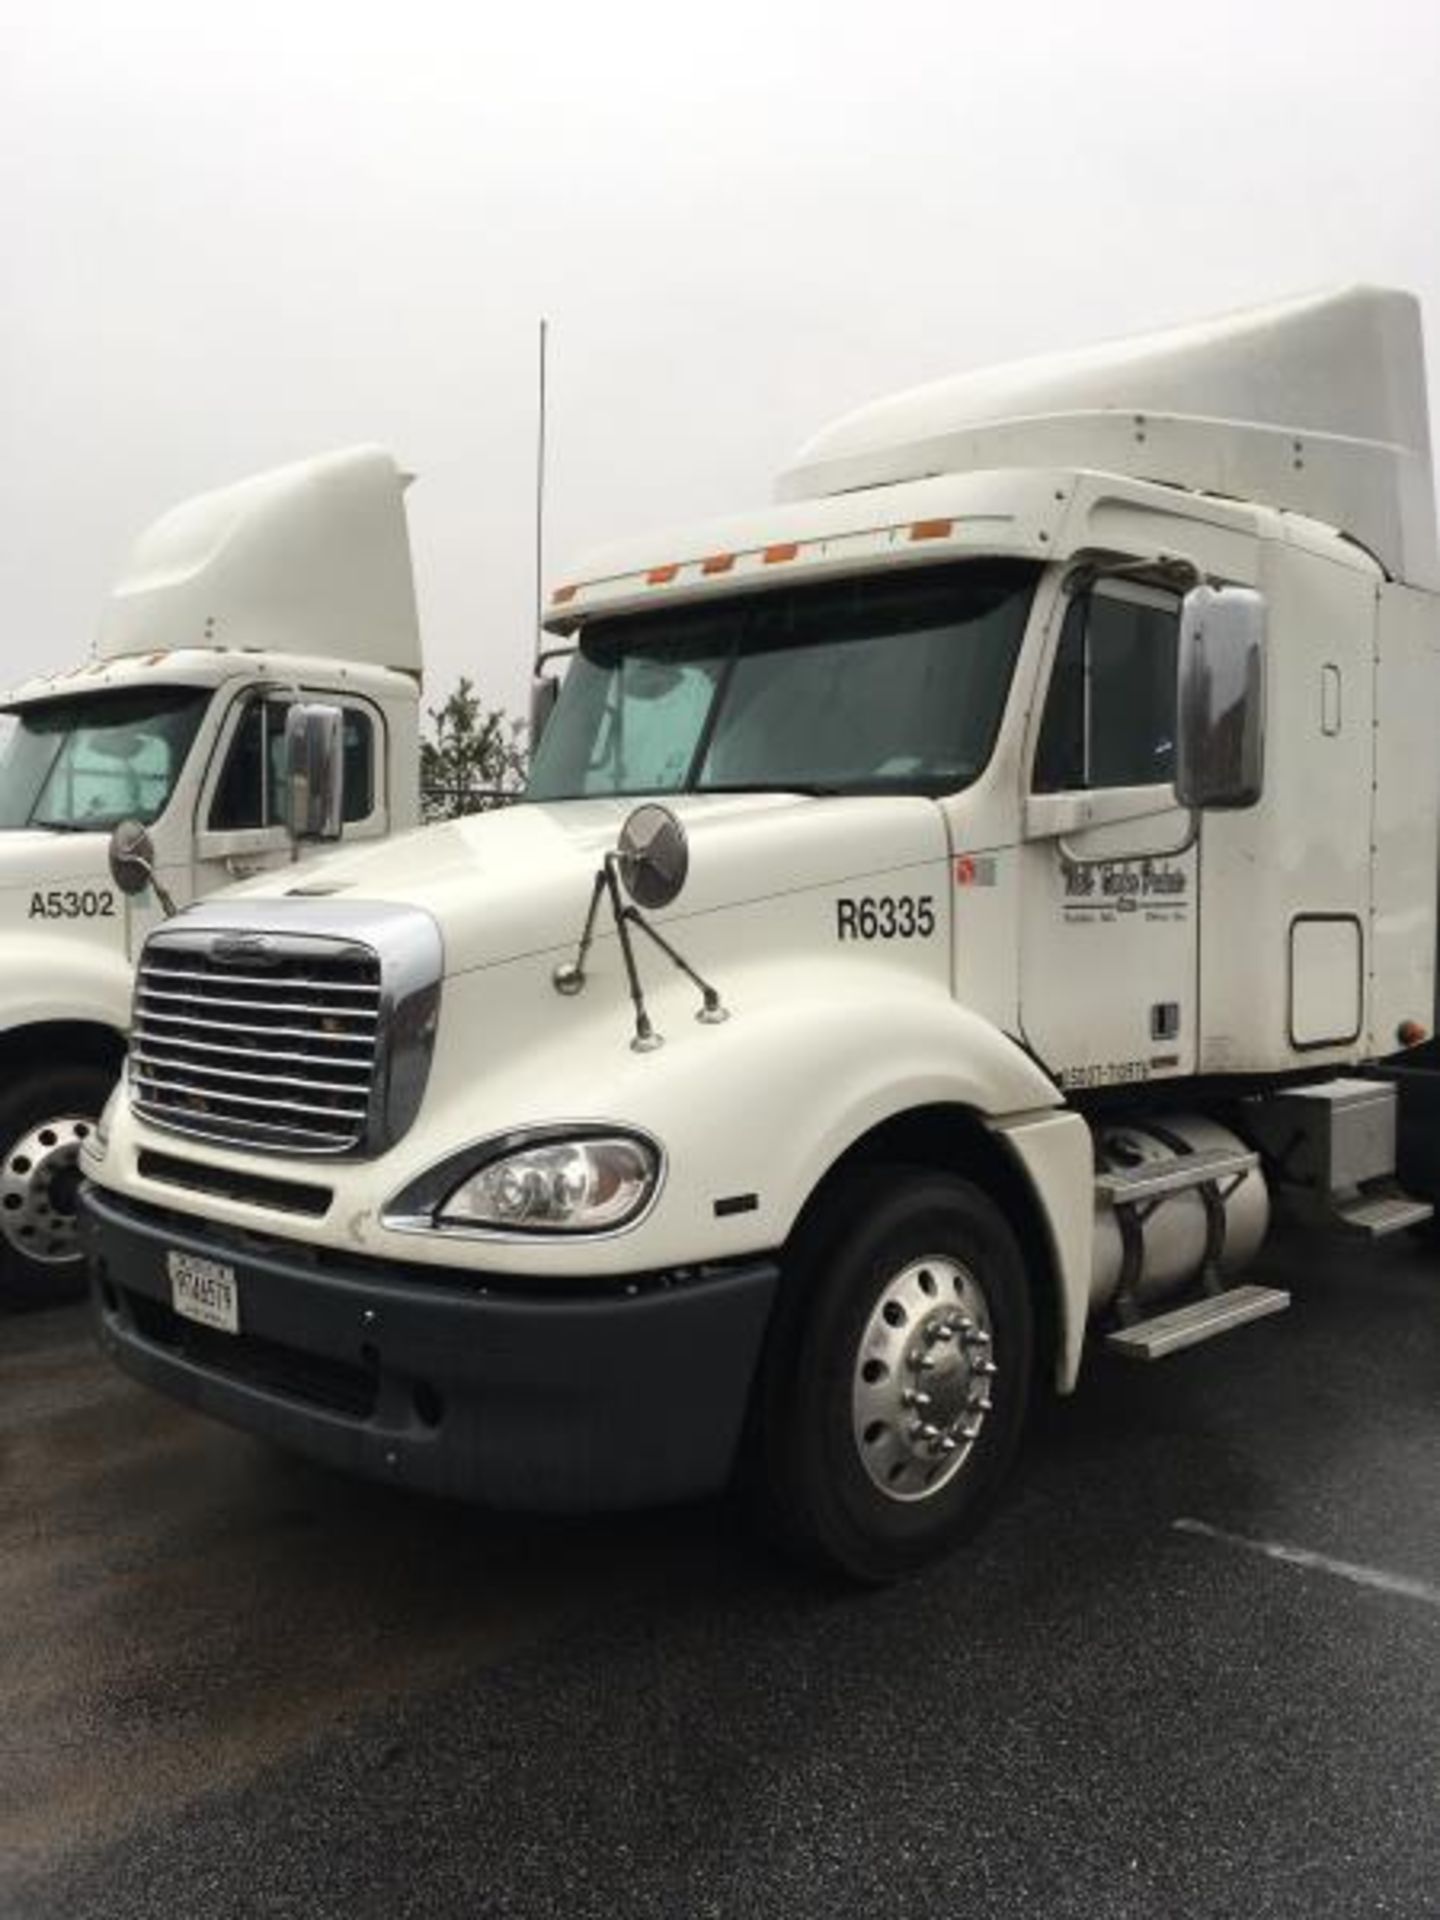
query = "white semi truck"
xmin=79 ymin=286 xmax=1440 ymax=1580
xmin=0 ymin=446 xmax=422 ymax=1304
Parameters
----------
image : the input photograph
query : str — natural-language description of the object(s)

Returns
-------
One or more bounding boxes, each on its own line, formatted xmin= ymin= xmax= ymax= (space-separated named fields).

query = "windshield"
xmin=526 ymin=560 xmax=1040 ymax=802
xmin=0 ymin=686 xmax=211 ymax=831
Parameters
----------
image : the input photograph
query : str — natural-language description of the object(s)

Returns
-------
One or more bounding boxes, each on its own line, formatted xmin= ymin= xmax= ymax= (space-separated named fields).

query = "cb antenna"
xmin=534 ymin=316 xmax=549 ymax=674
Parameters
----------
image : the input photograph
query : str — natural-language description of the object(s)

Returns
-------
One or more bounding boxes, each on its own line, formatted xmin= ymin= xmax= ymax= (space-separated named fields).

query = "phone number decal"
xmin=1058 ymin=1060 xmax=1151 ymax=1090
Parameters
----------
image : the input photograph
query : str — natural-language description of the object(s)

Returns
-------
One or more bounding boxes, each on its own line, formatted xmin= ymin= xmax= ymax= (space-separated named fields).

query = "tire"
xmin=755 ymin=1169 xmax=1033 ymax=1584
xmin=0 ymin=1065 xmax=114 ymax=1309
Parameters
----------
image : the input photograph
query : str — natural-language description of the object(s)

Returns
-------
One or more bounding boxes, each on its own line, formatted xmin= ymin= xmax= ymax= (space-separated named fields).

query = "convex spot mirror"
xmin=617 ymin=804 xmax=688 ymax=909
xmin=284 ymin=703 xmax=345 ymax=843
xmin=107 ymin=819 xmax=157 ymax=897
xmin=1175 ymin=585 xmax=1266 ymax=811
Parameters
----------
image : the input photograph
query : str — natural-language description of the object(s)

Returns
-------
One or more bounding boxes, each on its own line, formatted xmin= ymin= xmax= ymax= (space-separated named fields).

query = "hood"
xmin=191 ymin=793 xmax=950 ymax=975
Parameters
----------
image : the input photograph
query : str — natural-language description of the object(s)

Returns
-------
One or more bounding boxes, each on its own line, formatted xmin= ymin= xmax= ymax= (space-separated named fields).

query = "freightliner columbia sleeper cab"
xmin=0 ymin=447 xmax=423 ymax=1305
xmin=80 ymin=287 xmax=1440 ymax=1580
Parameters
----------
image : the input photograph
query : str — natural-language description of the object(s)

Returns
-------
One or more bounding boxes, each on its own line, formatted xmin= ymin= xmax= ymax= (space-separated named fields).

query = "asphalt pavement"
xmin=3 ymin=1227 xmax=1439 ymax=1919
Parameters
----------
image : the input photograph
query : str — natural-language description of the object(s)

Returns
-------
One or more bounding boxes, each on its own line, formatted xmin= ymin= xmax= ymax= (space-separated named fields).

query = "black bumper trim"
xmin=81 ymin=1183 xmax=781 ymax=1513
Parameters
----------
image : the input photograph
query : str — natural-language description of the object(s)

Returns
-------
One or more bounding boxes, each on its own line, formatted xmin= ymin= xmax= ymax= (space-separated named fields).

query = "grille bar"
xmin=132 ymin=1069 xmax=370 ymax=1123
xmin=134 ymin=1010 xmax=374 ymax=1048
xmin=132 ymin=1051 xmax=371 ymax=1097
xmin=133 ymin=933 xmax=383 ymax=1154
xmin=137 ymin=984 xmax=379 ymax=1023
xmin=138 ymin=964 xmax=381 ymax=996
xmin=134 ymin=1032 xmax=372 ymax=1070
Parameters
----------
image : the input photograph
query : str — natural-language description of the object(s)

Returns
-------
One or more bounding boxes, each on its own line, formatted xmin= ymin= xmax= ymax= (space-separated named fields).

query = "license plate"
xmin=167 ymin=1249 xmax=240 ymax=1334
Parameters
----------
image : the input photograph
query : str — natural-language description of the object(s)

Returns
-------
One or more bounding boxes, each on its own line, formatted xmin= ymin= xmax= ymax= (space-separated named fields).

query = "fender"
xmin=0 ymin=932 xmax=135 ymax=1040
xmin=363 ymin=959 xmax=1080 ymax=1288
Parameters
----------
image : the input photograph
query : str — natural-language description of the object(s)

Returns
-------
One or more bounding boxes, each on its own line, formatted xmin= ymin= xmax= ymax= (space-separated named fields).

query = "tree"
xmin=419 ymin=678 xmax=529 ymax=823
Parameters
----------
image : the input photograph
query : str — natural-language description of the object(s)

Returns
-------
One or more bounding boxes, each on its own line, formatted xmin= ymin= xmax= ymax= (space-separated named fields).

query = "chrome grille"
xmin=132 ymin=936 xmax=383 ymax=1154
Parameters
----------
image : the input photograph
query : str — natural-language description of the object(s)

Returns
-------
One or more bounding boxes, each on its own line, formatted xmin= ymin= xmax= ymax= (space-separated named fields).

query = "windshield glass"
xmin=0 ymin=686 xmax=211 ymax=831
xmin=527 ymin=561 xmax=1040 ymax=802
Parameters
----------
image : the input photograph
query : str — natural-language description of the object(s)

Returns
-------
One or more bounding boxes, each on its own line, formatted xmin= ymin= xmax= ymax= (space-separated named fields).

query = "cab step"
xmin=1095 ymin=1145 xmax=1259 ymax=1206
xmin=1332 ymin=1187 xmax=1433 ymax=1238
xmin=1105 ymin=1283 xmax=1291 ymax=1361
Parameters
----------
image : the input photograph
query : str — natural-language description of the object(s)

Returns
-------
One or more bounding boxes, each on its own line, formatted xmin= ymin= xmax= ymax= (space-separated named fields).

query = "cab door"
xmin=1018 ymin=578 xmax=1198 ymax=1091
xmin=191 ymin=689 xmax=388 ymax=898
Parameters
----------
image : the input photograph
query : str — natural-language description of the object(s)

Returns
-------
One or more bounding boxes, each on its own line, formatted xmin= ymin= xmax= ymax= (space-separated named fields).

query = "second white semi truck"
xmin=0 ymin=447 xmax=423 ymax=1304
xmin=79 ymin=285 xmax=1440 ymax=1580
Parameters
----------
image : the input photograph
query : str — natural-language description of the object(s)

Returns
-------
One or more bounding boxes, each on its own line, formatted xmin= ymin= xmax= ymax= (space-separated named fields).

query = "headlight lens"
xmin=437 ymin=1135 xmax=658 ymax=1233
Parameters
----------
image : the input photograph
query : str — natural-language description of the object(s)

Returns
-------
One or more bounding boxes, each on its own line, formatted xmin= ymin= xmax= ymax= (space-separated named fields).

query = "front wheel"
xmin=757 ymin=1171 xmax=1033 ymax=1583
xmin=0 ymin=1065 xmax=114 ymax=1309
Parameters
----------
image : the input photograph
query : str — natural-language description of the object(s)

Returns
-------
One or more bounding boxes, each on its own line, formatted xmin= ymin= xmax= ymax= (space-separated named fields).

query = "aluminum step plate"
xmin=1333 ymin=1192 xmax=1434 ymax=1238
xmin=1095 ymin=1145 xmax=1259 ymax=1206
xmin=1105 ymin=1284 xmax=1291 ymax=1361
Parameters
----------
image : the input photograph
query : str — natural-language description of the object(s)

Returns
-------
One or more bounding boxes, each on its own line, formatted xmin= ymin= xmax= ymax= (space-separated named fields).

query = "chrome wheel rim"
xmin=850 ymin=1254 xmax=998 ymax=1503
xmin=0 ymin=1116 xmax=94 ymax=1265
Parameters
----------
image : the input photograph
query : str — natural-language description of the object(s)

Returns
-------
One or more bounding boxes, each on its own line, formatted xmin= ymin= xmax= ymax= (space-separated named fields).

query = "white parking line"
xmin=1174 ymin=1518 xmax=1440 ymax=1611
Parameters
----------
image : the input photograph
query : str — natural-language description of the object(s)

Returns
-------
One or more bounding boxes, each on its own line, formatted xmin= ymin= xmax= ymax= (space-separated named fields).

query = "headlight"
xmin=436 ymin=1134 xmax=658 ymax=1233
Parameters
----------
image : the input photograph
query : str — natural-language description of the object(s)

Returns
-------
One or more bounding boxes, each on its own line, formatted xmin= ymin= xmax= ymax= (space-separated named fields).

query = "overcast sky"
xmin=4 ymin=0 xmax=1439 ymax=716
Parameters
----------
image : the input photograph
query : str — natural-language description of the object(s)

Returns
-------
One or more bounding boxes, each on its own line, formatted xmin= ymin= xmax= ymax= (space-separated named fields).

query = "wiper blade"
xmin=697 ymin=782 xmax=843 ymax=798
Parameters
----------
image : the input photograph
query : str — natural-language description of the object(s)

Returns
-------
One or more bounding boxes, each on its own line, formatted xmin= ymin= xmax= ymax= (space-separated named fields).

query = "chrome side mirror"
xmin=107 ymin=819 xmax=177 ymax=916
xmin=284 ymin=703 xmax=345 ymax=843
xmin=617 ymin=803 xmax=689 ymax=909
xmin=1175 ymin=585 xmax=1266 ymax=811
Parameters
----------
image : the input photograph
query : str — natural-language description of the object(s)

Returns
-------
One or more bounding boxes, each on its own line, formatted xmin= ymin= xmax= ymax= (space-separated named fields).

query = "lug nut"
xmin=902 ymin=1389 xmax=933 ymax=1410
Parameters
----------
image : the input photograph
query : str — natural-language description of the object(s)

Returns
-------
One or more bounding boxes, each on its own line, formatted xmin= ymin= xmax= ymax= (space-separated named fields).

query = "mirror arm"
xmin=130 ymin=857 xmax=178 ymax=919
xmin=604 ymin=857 xmax=661 ymax=1053
xmin=620 ymin=906 xmax=727 ymax=1025
xmin=552 ymin=869 xmax=609 ymax=996
xmin=1057 ymin=810 xmax=1198 ymax=869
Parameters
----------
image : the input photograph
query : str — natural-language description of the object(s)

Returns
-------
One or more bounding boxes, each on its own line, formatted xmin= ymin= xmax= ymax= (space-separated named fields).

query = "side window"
xmin=209 ymin=699 xmax=377 ymax=830
xmin=1033 ymin=585 xmax=1179 ymax=793
xmin=341 ymin=708 xmax=375 ymax=822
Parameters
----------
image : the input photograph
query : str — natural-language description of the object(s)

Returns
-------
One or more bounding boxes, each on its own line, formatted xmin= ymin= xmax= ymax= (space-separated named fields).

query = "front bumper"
xmin=81 ymin=1183 xmax=780 ymax=1512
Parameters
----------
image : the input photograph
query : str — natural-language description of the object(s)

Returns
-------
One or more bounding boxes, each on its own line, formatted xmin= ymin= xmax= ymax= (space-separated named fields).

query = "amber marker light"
xmin=647 ymin=564 xmax=680 ymax=585
xmin=701 ymin=553 xmax=735 ymax=575
xmin=1397 ymin=1020 xmax=1429 ymax=1048
xmin=551 ymin=584 xmax=579 ymax=606
xmin=909 ymin=518 xmax=954 ymax=541
xmin=763 ymin=542 xmax=799 ymax=564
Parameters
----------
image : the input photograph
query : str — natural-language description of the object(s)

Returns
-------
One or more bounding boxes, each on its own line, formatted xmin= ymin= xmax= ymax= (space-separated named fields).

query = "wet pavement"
xmin=3 ymin=1229 xmax=1439 ymax=1919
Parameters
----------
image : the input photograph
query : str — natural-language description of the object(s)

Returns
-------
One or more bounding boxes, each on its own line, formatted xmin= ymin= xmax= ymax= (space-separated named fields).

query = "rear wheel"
xmin=757 ymin=1170 xmax=1033 ymax=1583
xmin=0 ymin=1066 xmax=114 ymax=1308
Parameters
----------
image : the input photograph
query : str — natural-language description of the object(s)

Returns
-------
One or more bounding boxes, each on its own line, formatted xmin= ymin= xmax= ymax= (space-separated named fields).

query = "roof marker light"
xmin=701 ymin=553 xmax=735 ymax=575
xmin=909 ymin=519 xmax=954 ymax=542
xmin=763 ymin=542 xmax=799 ymax=565
xmin=647 ymin=564 xmax=680 ymax=586
xmin=551 ymin=584 xmax=579 ymax=606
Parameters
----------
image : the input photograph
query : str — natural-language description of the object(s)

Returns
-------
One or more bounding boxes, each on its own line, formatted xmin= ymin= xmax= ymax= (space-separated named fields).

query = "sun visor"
xmin=96 ymin=446 xmax=422 ymax=674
